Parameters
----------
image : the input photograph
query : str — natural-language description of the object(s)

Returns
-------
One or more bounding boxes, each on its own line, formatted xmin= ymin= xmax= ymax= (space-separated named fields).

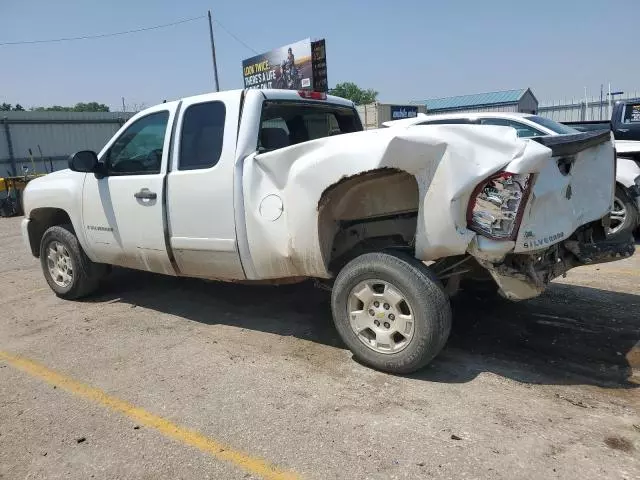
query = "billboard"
xmin=311 ymin=39 xmax=328 ymax=93
xmin=390 ymin=105 xmax=419 ymax=120
xmin=242 ymin=38 xmax=328 ymax=92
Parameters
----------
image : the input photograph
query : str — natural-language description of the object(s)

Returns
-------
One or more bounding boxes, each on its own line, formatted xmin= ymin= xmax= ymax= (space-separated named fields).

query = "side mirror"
xmin=69 ymin=150 xmax=99 ymax=173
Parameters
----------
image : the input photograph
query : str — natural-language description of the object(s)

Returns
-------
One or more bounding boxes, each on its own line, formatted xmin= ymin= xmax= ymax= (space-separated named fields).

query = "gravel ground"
xmin=0 ymin=216 xmax=638 ymax=479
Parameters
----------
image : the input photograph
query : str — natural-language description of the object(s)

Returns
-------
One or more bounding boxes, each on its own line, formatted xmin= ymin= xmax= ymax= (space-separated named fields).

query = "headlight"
xmin=467 ymin=172 xmax=532 ymax=240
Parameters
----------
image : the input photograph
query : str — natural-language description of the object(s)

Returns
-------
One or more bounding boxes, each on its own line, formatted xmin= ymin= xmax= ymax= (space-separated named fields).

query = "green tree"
xmin=72 ymin=102 xmax=110 ymax=112
xmin=328 ymin=82 xmax=378 ymax=105
xmin=13 ymin=104 xmax=24 ymax=111
xmin=31 ymin=102 xmax=110 ymax=112
xmin=0 ymin=103 xmax=11 ymax=111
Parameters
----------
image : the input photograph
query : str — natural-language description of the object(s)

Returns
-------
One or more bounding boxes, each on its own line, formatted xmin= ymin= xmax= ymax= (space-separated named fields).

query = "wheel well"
xmin=317 ymin=169 xmax=420 ymax=273
xmin=27 ymin=208 xmax=72 ymax=257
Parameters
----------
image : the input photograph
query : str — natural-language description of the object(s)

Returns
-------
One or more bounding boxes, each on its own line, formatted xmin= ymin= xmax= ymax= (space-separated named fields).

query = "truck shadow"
xmin=414 ymin=284 xmax=639 ymax=389
xmin=89 ymin=268 xmax=639 ymax=389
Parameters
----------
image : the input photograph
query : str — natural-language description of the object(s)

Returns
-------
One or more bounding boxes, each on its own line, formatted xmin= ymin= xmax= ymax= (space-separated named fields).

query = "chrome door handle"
xmin=134 ymin=188 xmax=157 ymax=200
xmin=617 ymin=128 xmax=629 ymax=133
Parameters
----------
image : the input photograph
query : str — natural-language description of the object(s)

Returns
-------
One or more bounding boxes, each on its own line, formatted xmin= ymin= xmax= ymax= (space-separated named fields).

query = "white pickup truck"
xmin=21 ymin=89 xmax=635 ymax=374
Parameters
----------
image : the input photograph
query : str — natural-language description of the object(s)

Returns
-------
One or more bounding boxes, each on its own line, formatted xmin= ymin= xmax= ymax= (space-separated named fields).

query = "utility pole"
xmin=122 ymin=97 xmax=126 ymax=113
xmin=599 ymin=84 xmax=603 ymax=121
xmin=207 ymin=10 xmax=220 ymax=92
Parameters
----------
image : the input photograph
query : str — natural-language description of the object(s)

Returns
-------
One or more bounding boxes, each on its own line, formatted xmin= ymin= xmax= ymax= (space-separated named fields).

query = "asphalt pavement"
xmin=0 ymin=216 xmax=638 ymax=479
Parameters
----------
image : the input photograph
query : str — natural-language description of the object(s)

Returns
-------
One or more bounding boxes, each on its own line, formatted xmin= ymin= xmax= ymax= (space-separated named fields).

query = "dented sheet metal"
xmin=240 ymin=123 xmax=615 ymax=283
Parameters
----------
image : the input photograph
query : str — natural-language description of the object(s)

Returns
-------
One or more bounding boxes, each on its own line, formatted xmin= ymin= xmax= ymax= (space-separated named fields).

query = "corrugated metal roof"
xmin=1 ymin=111 xmax=133 ymax=122
xmin=415 ymin=88 xmax=528 ymax=111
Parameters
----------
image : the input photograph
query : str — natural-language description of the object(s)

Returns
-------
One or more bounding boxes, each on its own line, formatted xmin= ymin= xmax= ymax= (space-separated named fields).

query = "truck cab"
xmin=23 ymin=89 xmax=362 ymax=280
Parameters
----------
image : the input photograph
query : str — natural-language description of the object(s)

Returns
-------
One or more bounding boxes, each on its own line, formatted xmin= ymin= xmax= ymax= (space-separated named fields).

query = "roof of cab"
xmin=173 ymin=89 xmax=354 ymax=109
xmin=259 ymin=89 xmax=355 ymax=107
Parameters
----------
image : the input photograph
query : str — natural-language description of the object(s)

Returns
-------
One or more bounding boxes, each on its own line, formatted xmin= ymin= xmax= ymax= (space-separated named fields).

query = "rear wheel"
xmin=331 ymin=251 xmax=452 ymax=374
xmin=608 ymin=185 xmax=639 ymax=240
xmin=40 ymin=224 xmax=108 ymax=299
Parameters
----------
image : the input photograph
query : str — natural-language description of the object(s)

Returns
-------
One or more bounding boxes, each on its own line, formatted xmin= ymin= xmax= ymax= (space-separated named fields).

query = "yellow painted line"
xmin=0 ymin=350 xmax=299 ymax=480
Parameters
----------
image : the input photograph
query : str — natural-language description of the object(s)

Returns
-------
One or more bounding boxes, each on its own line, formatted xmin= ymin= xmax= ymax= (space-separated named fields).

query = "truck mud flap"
xmin=532 ymin=130 xmax=612 ymax=157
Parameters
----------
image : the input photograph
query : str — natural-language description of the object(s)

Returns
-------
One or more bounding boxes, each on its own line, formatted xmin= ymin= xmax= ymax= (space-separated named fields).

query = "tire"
xmin=331 ymin=251 xmax=452 ymax=374
xmin=39 ymin=224 xmax=107 ymax=299
xmin=608 ymin=185 xmax=639 ymax=240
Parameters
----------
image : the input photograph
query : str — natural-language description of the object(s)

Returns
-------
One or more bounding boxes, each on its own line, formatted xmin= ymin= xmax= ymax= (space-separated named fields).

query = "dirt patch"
xmin=604 ymin=435 xmax=635 ymax=453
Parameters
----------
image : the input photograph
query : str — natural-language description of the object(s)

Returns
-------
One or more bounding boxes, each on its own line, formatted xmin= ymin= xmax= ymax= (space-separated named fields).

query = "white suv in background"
xmin=386 ymin=112 xmax=640 ymax=239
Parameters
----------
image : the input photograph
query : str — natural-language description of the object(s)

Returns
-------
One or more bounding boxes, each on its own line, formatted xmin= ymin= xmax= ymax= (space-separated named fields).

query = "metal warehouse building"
xmin=414 ymin=88 xmax=539 ymax=115
xmin=1 ymin=111 xmax=133 ymax=176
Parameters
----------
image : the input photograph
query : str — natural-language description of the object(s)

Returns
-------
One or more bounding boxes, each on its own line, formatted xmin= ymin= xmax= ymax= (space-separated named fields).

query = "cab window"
xmin=179 ymin=101 xmax=226 ymax=170
xmin=107 ymin=111 xmax=169 ymax=175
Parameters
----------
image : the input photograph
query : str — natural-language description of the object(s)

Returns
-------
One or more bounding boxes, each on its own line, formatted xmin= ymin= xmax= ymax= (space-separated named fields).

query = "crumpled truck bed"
xmin=239 ymin=124 xmax=615 ymax=282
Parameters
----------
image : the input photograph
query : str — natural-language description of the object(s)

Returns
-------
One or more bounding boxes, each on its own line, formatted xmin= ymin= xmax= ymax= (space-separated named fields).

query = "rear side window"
xmin=179 ymin=101 xmax=226 ymax=170
xmin=258 ymin=101 xmax=362 ymax=152
xmin=622 ymin=103 xmax=640 ymax=124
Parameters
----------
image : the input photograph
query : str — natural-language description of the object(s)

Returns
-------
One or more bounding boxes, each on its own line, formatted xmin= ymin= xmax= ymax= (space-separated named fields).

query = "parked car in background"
xmin=565 ymin=99 xmax=640 ymax=141
xmin=386 ymin=112 xmax=640 ymax=238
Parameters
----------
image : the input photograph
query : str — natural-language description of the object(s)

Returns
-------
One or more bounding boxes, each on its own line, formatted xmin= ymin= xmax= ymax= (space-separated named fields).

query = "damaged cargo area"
xmin=310 ymin=126 xmax=634 ymax=302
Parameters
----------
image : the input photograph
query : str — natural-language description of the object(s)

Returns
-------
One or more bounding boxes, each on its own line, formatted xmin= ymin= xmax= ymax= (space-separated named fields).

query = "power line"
xmin=0 ymin=15 xmax=205 ymax=46
xmin=213 ymin=19 xmax=258 ymax=54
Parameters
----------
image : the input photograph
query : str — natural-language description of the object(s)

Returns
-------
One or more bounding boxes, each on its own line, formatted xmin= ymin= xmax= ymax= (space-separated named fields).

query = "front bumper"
xmin=479 ymin=224 xmax=635 ymax=300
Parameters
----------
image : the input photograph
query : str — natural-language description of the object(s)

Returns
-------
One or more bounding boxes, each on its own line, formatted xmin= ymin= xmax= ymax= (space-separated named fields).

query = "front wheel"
xmin=39 ymin=224 xmax=108 ymax=300
xmin=331 ymin=251 xmax=452 ymax=374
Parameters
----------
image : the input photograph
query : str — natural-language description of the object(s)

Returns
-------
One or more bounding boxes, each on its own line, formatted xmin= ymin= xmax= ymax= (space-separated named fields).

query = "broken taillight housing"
xmin=467 ymin=172 xmax=532 ymax=240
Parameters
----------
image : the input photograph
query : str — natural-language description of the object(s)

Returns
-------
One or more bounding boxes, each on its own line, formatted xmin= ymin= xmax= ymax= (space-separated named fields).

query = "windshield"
xmin=526 ymin=115 xmax=579 ymax=135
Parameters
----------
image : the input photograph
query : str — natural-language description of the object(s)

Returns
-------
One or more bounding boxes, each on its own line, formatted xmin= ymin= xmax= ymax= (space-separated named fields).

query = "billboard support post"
xmin=207 ymin=10 xmax=220 ymax=92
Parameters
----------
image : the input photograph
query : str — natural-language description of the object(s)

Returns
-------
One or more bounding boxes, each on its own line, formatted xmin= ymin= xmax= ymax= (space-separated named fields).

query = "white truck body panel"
xmin=512 ymin=138 xmax=615 ymax=251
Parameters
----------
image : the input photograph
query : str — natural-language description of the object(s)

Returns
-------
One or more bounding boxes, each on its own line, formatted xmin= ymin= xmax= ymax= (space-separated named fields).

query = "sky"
xmin=1 ymin=0 xmax=639 ymax=111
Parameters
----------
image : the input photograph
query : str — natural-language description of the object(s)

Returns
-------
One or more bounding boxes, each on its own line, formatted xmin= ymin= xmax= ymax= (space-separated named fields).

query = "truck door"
xmin=81 ymin=103 xmax=178 ymax=274
xmin=166 ymin=91 xmax=245 ymax=279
